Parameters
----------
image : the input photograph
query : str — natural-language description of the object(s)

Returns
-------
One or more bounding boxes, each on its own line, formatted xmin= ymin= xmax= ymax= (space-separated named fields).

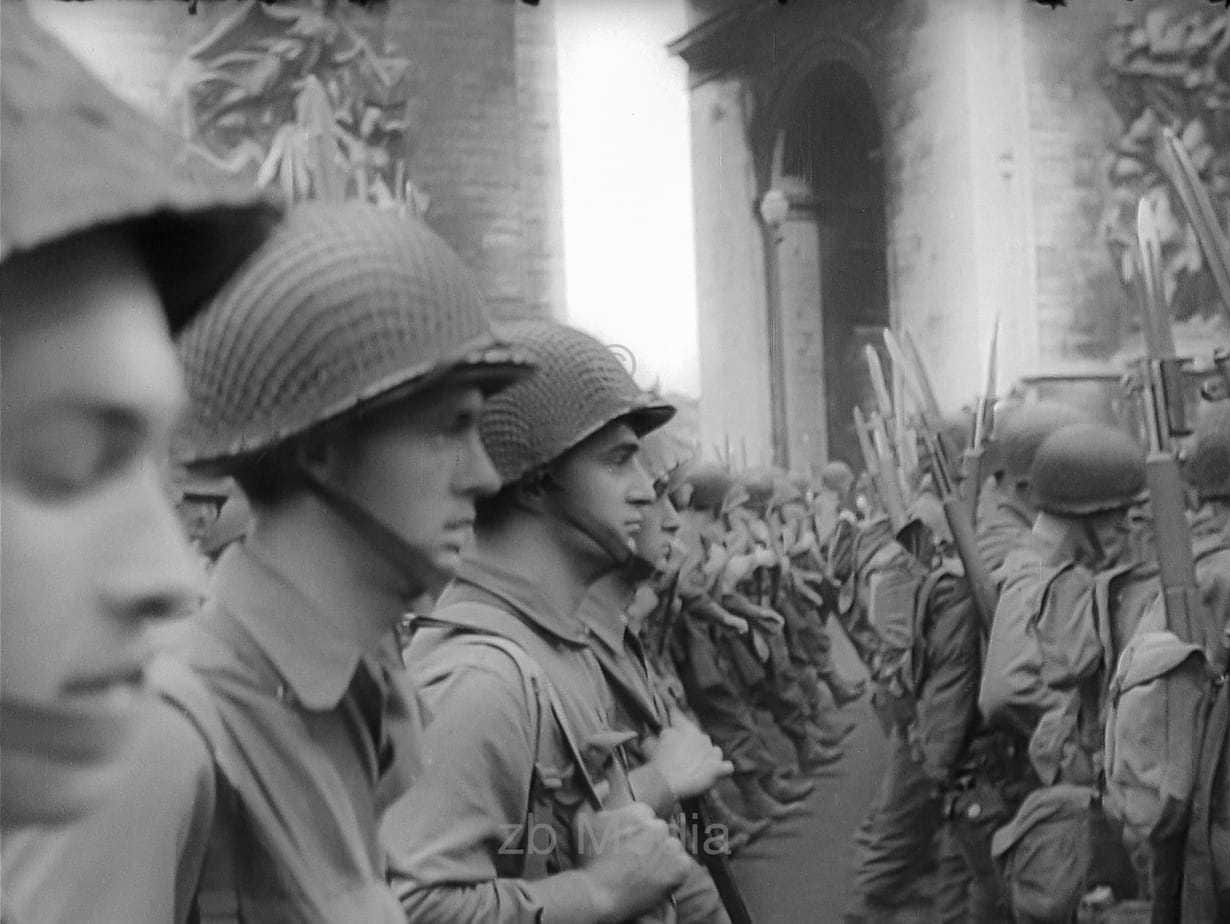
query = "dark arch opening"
xmin=777 ymin=61 xmax=888 ymax=471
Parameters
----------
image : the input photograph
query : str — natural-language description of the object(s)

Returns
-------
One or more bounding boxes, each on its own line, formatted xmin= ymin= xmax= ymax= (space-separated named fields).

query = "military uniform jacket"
xmin=386 ymin=557 xmax=630 ymax=923
xmin=910 ymin=563 xmax=982 ymax=783
xmin=2 ymin=543 xmax=418 ymax=923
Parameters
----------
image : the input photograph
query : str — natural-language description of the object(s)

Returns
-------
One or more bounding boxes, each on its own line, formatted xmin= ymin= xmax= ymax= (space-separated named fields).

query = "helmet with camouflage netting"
xmin=479 ymin=320 xmax=675 ymax=485
xmin=1030 ymin=423 xmax=1148 ymax=516
xmin=175 ymin=202 xmax=533 ymax=474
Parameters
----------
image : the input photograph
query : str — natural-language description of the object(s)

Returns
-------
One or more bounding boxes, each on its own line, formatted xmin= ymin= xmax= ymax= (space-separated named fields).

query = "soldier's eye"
xmin=11 ymin=409 xmax=142 ymax=503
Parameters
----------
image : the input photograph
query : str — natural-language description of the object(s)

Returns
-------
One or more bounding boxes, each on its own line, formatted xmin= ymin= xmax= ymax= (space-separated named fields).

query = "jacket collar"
xmin=432 ymin=555 xmax=593 ymax=646
xmin=572 ymin=571 xmax=636 ymax=656
xmin=208 ymin=543 xmax=404 ymax=711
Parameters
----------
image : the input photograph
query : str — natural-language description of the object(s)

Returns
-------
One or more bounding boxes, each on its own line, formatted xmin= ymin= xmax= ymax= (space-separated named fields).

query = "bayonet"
xmin=884 ymin=328 xmax=998 ymax=632
xmin=1158 ymin=127 xmax=1230 ymax=328
xmin=962 ymin=315 xmax=999 ymax=519
xmin=865 ymin=343 xmax=911 ymax=498
xmin=853 ymin=405 xmax=907 ymax=531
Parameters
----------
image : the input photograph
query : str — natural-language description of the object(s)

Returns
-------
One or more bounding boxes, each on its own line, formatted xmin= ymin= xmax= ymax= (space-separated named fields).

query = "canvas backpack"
xmin=979 ymin=547 xmax=1075 ymax=735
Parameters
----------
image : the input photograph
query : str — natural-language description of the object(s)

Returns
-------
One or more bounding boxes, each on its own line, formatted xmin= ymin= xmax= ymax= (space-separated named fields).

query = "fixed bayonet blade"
xmin=1136 ymin=196 xmax=1178 ymax=359
xmin=883 ymin=330 xmax=932 ymax=429
xmin=1160 ymin=126 xmax=1230 ymax=327
xmin=864 ymin=344 xmax=896 ymax=431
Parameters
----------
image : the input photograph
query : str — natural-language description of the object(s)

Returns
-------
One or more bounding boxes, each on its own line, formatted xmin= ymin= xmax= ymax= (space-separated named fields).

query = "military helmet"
xmin=993 ymin=400 xmax=1091 ymax=484
xmin=683 ymin=462 xmax=736 ymax=514
xmin=0 ymin=5 xmax=279 ymax=331
xmin=1030 ymin=423 xmax=1148 ymax=516
xmin=638 ymin=425 xmax=695 ymax=488
xmin=479 ymin=320 xmax=675 ymax=485
xmin=1185 ymin=401 xmax=1230 ymax=500
xmin=819 ymin=460 xmax=855 ymax=495
xmin=175 ymin=202 xmax=532 ymax=473
xmin=739 ymin=467 xmax=778 ymax=511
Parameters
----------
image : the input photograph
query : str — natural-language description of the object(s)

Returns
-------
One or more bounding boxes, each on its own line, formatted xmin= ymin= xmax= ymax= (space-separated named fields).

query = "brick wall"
xmin=384 ymin=0 xmax=564 ymax=320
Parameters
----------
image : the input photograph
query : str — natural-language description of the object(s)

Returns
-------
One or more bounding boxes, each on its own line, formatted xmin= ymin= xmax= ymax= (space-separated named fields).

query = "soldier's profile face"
xmin=634 ymin=481 xmax=681 ymax=569
xmin=0 ymin=230 xmax=199 ymax=825
xmin=332 ymin=382 xmax=500 ymax=584
xmin=551 ymin=421 xmax=656 ymax=556
xmin=1088 ymin=507 xmax=1134 ymax=566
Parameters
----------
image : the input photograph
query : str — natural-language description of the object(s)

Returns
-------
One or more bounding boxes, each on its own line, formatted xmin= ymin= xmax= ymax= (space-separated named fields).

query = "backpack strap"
xmin=415 ymin=612 xmax=606 ymax=810
xmin=909 ymin=566 xmax=950 ymax=692
xmin=147 ymin=657 xmax=242 ymax=924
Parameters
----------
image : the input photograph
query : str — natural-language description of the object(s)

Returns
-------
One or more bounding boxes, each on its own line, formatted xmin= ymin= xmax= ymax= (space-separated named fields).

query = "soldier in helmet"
xmin=977 ymin=400 xmax=1092 ymax=579
xmin=668 ymin=463 xmax=818 ymax=820
xmin=1024 ymin=424 xmax=1158 ymax=787
xmin=7 ymin=202 xmax=531 ymax=921
xmin=385 ymin=320 xmax=706 ymax=922
xmin=0 ymin=0 xmax=275 ymax=863
xmin=843 ymin=504 xmax=983 ymax=923
xmin=569 ymin=420 xmax=741 ymax=918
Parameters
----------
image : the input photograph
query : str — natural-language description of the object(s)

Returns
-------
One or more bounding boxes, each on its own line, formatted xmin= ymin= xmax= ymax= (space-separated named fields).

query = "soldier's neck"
xmin=475 ymin=514 xmax=613 ymax=620
xmin=245 ymin=498 xmax=411 ymax=655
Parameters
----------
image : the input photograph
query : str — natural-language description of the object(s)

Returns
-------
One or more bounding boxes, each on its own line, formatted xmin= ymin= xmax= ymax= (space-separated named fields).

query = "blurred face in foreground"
xmin=0 ymin=230 xmax=199 ymax=826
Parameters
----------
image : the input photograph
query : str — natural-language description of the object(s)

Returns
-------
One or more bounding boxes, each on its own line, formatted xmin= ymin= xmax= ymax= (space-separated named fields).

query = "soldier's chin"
xmin=0 ymin=694 xmax=143 ymax=828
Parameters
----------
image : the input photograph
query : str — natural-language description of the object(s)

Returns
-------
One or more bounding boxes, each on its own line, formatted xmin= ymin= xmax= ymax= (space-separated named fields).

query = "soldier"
xmin=385 ymin=320 xmax=701 ymax=922
xmin=977 ymin=400 xmax=1091 ymax=578
xmin=0 ymin=0 xmax=275 ymax=843
xmin=713 ymin=474 xmax=844 ymax=775
xmin=978 ymin=406 xmax=1110 ymax=741
xmin=1024 ymin=424 xmax=1157 ymax=788
xmin=6 ymin=202 xmax=535 ymax=921
xmin=670 ymin=464 xmax=820 ymax=819
xmin=843 ymin=510 xmax=982 ymax=924
xmin=573 ymin=422 xmax=739 ymax=921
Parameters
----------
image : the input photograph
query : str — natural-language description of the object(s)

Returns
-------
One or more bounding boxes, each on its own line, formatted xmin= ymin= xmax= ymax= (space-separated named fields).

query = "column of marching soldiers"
xmin=4 ymin=6 xmax=1230 ymax=923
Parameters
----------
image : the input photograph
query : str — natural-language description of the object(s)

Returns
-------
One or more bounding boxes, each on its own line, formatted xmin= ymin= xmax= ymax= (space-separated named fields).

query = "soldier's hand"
xmin=574 ymin=801 xmax=691 ymax=923
xmin=644 ymin=709 xmax=734 ymax=800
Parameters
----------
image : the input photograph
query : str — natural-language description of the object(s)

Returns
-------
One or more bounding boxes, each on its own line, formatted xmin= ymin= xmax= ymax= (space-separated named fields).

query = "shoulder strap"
xmin=418 ymin=613 xmax=605 ymax=810
xmin=148 ymin=658 xmax=242 ymax=924
xmin=910 ymin=567 xmax=950 ymax=689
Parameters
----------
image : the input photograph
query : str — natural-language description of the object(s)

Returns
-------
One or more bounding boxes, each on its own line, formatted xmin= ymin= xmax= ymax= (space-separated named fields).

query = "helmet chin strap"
xmin=295 ymin=464 xmax=449 ymax=601
xmin=540 ymin=483 xmax=639 ymax=571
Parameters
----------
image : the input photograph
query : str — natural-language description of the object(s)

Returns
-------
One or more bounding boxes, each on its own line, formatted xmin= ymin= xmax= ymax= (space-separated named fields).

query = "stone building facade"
xmin=29 ymin=0 xmax=565 ymax=320
xmin=671 ymin=0 xmax=1176 ymax=475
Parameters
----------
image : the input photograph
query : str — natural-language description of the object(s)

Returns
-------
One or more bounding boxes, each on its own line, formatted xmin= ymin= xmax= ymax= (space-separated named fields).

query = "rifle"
xmin=883 ymin=329 xmax=999 ymax=633
xmin=864 ymin=346 xmax=912 ymax=524
xmin=1135 ymin=194 xmax=1229 ymax=924
xmin=852 ymin=404 xmax=908 ymax=531
xmin=960 ymin=315 xmax=999 ymax=522
xmin=1134 ymin=197 xmax=1211 ymax=652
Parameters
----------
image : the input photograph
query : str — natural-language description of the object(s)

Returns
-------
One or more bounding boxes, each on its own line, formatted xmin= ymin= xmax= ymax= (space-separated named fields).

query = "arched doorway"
xmin=771 ymin=61 xmax=888 ymax=474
